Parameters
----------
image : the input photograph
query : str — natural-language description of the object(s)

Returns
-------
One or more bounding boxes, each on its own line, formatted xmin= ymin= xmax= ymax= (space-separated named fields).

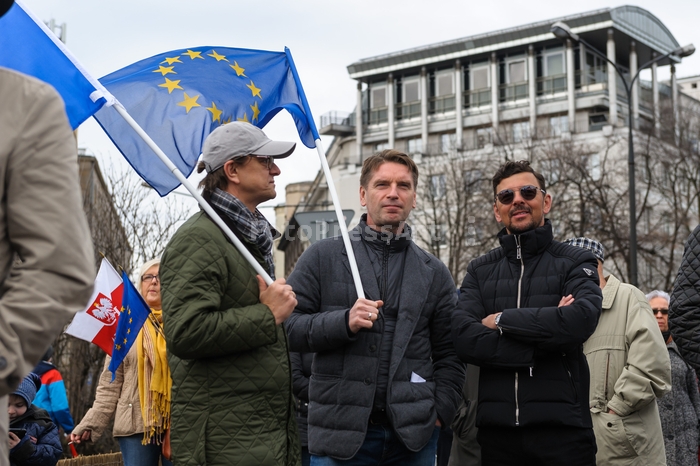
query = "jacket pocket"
xmin=113 ymin=400 xmax=139 ymax=436
xmin=592 ymin=411 xmax=641 ymax=460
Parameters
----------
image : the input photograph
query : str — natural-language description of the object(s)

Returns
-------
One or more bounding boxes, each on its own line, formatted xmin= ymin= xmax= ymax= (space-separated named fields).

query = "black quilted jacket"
xmin=451 ymin=220 xmax=602 ymax=429
xmin=670 ymin=224 xmax=700 ymax=374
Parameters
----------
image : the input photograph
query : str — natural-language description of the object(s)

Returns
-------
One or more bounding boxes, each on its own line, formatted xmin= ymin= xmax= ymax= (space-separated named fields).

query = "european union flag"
xmin=108 ymin=271 xmax=151 ymax=381
xmin=0 ymin=1 xmax=108 ymax=129
xmin=94 ymin=46 xmax=319 ymax=196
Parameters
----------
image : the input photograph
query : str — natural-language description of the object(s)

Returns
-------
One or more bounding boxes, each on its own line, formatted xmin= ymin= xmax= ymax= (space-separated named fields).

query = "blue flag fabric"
xmin=109 ymin=271 xmax=151 ymax=381
xmin=94 ymin=46 xmax=320 ymax=196
xmin=0 ymin=1 xmax=107 ymax=129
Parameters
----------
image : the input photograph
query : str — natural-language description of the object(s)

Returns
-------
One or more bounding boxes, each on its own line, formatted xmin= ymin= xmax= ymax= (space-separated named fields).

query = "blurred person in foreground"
xmin=648 ymin=290 xmax=700 ymax=466
xmin=160 ymin=122 xmax=300 ymax=466
xmin=565 ymin=238 xmax=670 ymax=466
xmin=0 ymin=1 xmax=95 ymax=464
xmin=451 ymin=161 xmax=602 ymax=466
xmin=70 ymin=259 xmax=172 ymax=466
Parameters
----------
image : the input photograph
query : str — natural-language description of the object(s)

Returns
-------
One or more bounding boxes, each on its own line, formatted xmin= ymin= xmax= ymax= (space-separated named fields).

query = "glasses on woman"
xmin=495 ymin=185 xmax=546 ymax=205
xmin=652 ymin=308 xmax=669 ymax=315
xmin=141 ymin=274 xmax=159 ymax=283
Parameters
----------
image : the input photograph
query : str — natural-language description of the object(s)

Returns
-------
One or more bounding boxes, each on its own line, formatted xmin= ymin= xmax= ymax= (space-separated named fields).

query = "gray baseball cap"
xmin=201 ymin=122 xmax=296 ymax=173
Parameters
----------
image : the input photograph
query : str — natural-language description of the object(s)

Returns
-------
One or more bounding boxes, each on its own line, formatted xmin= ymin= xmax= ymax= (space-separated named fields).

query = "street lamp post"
xmin=550 ymin=21 xmax=694 ymax=286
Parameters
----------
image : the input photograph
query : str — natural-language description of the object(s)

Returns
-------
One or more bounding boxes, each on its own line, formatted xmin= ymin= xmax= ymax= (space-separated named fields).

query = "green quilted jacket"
xmin=160 ymin=210 xmax=300 ymax=466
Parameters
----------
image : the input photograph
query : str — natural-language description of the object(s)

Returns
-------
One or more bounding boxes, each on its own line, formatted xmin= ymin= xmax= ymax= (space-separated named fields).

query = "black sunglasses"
xmin=652 ymin=308 xmax=669 ymax=315
xmin=495 ymin=185 xmax=546 ymax=204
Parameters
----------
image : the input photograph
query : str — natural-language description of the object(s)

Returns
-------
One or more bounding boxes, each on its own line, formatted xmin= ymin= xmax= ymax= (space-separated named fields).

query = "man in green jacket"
xmin=161 ymin=122 xmax=301 ymax=466
xmin=565 ymin=237 xmax=671 ymax=466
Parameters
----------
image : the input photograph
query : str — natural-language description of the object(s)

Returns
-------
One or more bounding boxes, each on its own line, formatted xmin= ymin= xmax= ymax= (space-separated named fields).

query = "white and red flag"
xmin=65 ymin=258 xmax=124 ymax=355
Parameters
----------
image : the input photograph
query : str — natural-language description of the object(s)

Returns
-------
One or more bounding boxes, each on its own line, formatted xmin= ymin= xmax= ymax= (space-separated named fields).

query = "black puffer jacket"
xmin=451 ymin=220 xmax=602 ymax=428
xmin=670 ymin=224 xmax=700 ymax=374
xmin=286 ymin=220 xmax=465 ymax=460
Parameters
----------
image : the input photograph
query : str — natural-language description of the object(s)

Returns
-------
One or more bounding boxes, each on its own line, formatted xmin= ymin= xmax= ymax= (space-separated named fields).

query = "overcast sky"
xmin=21 ymin=0 xmax=700 ymax=216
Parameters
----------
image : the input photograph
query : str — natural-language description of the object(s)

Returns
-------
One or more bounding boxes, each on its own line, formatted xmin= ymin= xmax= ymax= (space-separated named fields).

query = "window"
xmin=463 ymin=169 xmax=483 ymax=194
xmin=508 ymin=60 xmax=526 ymax=83
xmin=476 ymin=127 xmax=492 ymax=148
xmin=440 ymin=133 xmax=456 ymax=153
xmin=692 ymin=83 xmax=698 ymax=89
xmin=430 ymin=174 xmax=446 ymax=199
xmin=375 ymin=142 xmax=390 ymax=151
xmin=430 ymin=224 xmax=447 ymax=247
xmin=407 ymin=137 xmax=423 ymax=154
xmin=587 ymin=153 xmax=601 ymax=181
xmin=512 ymin=121 xmax=530 ymax=143
xmin=545 ymin=52 xmax=564 ymax=76
xmin=471 ymin=66 xmax=489 ymax=90
xmin=549 ymin=115 xmax=569 ymax=137
xmin=436 ymin=72 xmax=454 ymax=96
xmin=371 ymin=86 xmax=386 ymax=108
xmin=403 ymin=78 xmax=420 ymax=102
xmin=503 ymin=58 xmax=527 ymax=101
xmin=585 ymin=52 xmax=607 ymax=84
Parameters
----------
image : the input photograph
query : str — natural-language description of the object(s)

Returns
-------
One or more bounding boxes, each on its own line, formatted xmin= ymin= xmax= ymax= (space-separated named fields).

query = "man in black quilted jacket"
xmin=286 ymin=150 xmax=465 ymax=466
xmin=451 ymin=160 xmax=602 ymax=466
xmin=670 ymin=224 xmax=700 ymax=374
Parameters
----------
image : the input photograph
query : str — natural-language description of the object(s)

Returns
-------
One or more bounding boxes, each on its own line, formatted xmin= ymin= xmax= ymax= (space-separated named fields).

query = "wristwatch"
xmin=494 ymin=312 xmax=503 ymax=334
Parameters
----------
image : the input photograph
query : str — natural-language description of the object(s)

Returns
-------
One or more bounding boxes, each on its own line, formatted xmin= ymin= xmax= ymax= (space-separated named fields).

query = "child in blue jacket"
xmin=8 ymin=373 xmax=62 ymax=466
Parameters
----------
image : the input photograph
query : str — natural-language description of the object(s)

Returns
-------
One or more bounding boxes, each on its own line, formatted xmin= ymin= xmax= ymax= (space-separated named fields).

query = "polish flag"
xmin=65 ymin=258 xmax=124 ymax=355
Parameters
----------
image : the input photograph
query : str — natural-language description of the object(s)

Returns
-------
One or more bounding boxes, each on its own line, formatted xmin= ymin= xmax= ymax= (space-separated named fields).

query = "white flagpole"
xmin=312 ymin=139 xmax=365 ymax=299
xmin=111 ymin=102 xmax=274 ymax=284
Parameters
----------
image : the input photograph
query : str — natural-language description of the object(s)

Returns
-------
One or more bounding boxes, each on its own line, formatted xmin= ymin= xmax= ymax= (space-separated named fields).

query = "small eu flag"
xmin=0 ymin=1 xmax=108 ymax=129
xmin=108 ymin=271 xmax=151 ymax=381
xmin=94 ymin=46 xmax=319 ymax=196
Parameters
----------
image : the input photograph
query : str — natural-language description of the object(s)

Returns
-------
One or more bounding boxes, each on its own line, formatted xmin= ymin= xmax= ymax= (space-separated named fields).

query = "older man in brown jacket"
xmin=0 ymin=23 xmax=95 ymax=466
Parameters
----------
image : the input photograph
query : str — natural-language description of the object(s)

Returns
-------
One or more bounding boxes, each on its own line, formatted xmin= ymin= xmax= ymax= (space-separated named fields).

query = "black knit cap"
xmin=0 ymin=0 xmax=14 ymax=18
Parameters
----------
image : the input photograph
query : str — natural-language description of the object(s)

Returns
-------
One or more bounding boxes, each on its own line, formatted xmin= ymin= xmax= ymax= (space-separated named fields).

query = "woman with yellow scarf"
xmin=70 ymin=259 xmax=172 ymax=466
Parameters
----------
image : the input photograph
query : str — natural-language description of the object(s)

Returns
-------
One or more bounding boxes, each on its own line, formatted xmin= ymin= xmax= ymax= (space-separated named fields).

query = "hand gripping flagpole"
xmin=112 ymin=103 xmax=275 ymax=284
xmin=285 ymin=48 xmax=365 ymax=300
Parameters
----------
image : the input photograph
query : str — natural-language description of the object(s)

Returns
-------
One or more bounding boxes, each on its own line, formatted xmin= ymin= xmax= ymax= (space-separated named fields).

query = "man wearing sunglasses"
xmin=565 ymin=239 xmax=669 ymax=466
xmin=160 ymin=122 xmax=301 ymax=465
xmin=451 ymin=160 xmax=603 ymax=466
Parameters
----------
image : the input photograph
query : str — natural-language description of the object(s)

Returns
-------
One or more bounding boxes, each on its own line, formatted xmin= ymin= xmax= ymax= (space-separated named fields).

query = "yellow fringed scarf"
xmin=137 ymin=309 xmax=171 ymax=444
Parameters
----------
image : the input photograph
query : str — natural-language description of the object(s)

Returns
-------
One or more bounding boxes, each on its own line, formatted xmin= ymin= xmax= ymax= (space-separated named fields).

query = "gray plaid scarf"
xmin=210 ymin=188 xmax=275 ymax=280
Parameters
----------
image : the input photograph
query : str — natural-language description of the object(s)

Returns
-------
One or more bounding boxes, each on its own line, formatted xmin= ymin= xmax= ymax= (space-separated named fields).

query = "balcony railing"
xmin=537 ymin=74 xmax=567 ymax=96
xmin=319 ymin=111 xmax=354 ymax=129
xmin=369 ymin=107 xmax=388 ymax=125
xmin=396 ymin=101 xmax=421 ymax=120
xmin=464 ymin=89 xmax=491 ymax=108
xmin=500 ymin=82 xmax=528 ymax=102
xmin=430 ymin=95 xmax=456 ymax=114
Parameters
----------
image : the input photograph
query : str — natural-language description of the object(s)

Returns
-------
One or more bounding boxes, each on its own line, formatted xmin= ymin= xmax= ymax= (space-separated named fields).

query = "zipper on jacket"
xmin=515 ymin=372 xmax=520 ymax=426
xmin=562 ymin=353 xmax=578 ymax=402
xmin=381 ymin=244 xmax=389 ymax=302
xmin=604 ymin=352 xmax=611 ymax=402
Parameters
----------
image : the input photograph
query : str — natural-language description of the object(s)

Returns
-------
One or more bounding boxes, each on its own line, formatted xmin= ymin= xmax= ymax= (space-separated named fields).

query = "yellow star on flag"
xmin=250 ymin=101 xmax=260 ymax=122
xmin=230 ymin=61 xmax=246 ymax=77
xmin=123 ymin=338 xmax=128 ymax=344
xmin=161 ymin=56 xmax=182 ymax=65
xmin=127 ymin=328 xmax=131 ymax=334
xmin=237 ymin=113 xmax=249 ymax=122
xmin=208 ymin=50 xmax=228 ymax=62
xmin=207 ymin=102 xmax=223 ymax=123
xmin=153 ymin=65 xmax=176 ymax=76
xmin=223 ymin=116 xmax=232 ymax=124
xmin=158 ymin=78 xmax=183 ymax=94
xmin=183 ymin=49 xmax=204 ymax=60
xmin=178 ymin=93 xmax=201 ymax=113
xmin=129 ymin=318 xmax=133 ymax=324
xmin=247 ymin=80 xmax=262 ymax=99
xmin=115 ymin=344 xmax=122 ymax=351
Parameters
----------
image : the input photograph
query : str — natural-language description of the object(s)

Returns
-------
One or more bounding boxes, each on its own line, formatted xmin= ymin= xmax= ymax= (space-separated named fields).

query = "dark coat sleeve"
xmin=285 ymin=243 xmax=359 ymax=353
xmin=290 ymin=351 xmax=310 ymax=403
xmin=10 ymin=418 xmax=62 ymax=466
xmin=497 ymin=252 xmax=602 ymax=352
xmin=451 ymin=261 xmax=537 ymax=369
xmin=430 ymin=267 xmax=466 ymax=427
xmin=670 ymin=224 xmax=700 ymax=374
